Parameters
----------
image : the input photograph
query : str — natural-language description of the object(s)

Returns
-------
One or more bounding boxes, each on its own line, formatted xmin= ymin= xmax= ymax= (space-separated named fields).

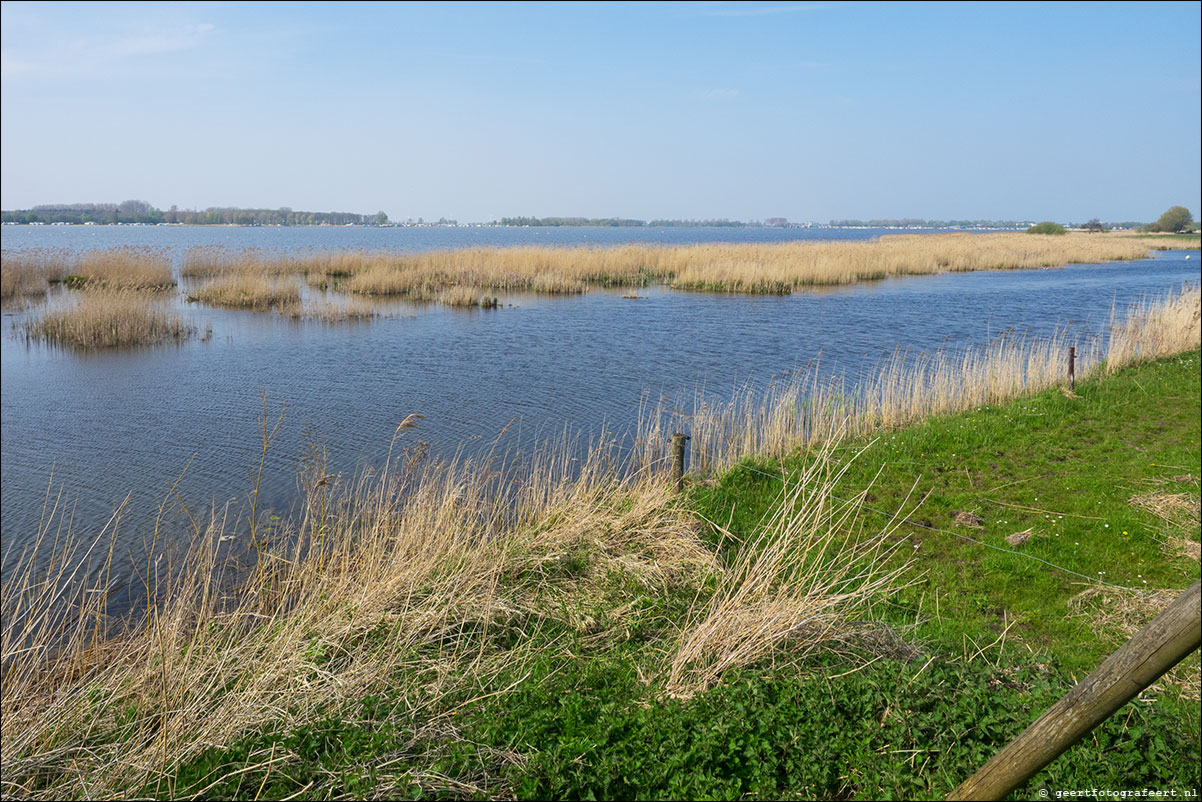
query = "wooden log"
xmin=948 ymin=579 xmax=1201 ymax=800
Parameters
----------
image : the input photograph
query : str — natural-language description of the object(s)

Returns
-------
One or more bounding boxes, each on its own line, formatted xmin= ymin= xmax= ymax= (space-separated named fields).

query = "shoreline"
xmin=2 ymin=285 xmax=1198 ymax=799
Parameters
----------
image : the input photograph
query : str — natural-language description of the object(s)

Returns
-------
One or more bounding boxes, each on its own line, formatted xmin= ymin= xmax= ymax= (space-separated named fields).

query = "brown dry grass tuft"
xmin=1128 ymin=474 xmax=1201 ymax=563
xmin=3 ymin=246 xmax=174 ymax=301
xmin=1129 ymin=489 xmax=1201 ymax=530
xmin=1169 ymin=537 xmax=1201 ymax=561
xmin=189 ymin=272 xmax=301 ymax=310
xmin=1069 ymin=585 xmax=1200 ymax=699
xmin=665 ymin=441 xmax=913 ymax=697
xmin=439 ymin=286 xmax=499 ymax=308
xmin=1005 ymin=528 xmax=1039 ymax=547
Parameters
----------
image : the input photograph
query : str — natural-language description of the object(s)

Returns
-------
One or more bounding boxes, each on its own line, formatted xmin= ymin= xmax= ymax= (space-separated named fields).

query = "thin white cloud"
xmin=2 ymin=20 xmax=216 ymax=79
xmin=695 ymin=3 xmax=826 ymax=17
xmin=0 ymin=52 xmax=37 ymax=77
xmin=436 ymin=51 xmax=553 ymax=66
xmin=694 ymin=88 xmax=739 ymax=99
xmin=110 ymin=23 xmax=215 ymax=57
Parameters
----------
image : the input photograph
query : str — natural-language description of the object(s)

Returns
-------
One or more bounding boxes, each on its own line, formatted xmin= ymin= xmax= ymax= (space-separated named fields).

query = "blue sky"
xmin=2 ymin=1 xmax=1199 ymax=222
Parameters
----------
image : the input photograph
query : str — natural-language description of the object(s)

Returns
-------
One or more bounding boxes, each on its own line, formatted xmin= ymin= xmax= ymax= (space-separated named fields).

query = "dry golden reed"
xmin=180 ymin=232 xmax=1194 ymax=299
xmin=189 ymin=272 xmax=301 ymax=310
xmin=20 ymin=288 xmax=194 ymax=348
xmin=656 ymin=285 xmax=1200 ymax=475
xmin=666 ymin=439 xmax=912 ymax=696
xmin=72 ymin=246 xmax=175 ymax=290
xmin=281 ymin=296 xmax=381 ymax=322
xmin=0 ymin=426 xmax=715 ymax=799
xmin=1106 ymin=285 xmax=1202 ymax=369
xmin=438 ymin=285 xmax=499 ymax=308
xmin=1 ymin=249 xmax=62 ymax=303
xmin=3 ymin=246 xmax=174 ymax=301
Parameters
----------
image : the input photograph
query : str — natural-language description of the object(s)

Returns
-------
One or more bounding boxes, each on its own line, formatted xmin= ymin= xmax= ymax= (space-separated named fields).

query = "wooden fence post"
xmin=1069 ymin=346 xmax=1076 ymax=390
xmin=948 ymin=579 xmax=1201 ymax=801
xmin=671 ymin=433 xmax=690 ymax=493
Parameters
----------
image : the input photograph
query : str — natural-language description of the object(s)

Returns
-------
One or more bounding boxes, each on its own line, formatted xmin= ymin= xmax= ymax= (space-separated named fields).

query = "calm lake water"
xmin=2 ymin=225 xmax=1198 ymax=606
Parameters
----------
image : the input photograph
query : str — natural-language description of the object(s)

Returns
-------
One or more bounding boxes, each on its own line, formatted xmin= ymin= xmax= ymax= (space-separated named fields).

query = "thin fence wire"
xmin=731 ymin=461 xmax=1144 ymax=591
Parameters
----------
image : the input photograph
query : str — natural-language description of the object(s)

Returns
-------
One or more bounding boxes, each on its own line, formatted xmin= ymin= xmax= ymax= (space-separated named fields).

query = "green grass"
xmin=1134 ymin=233 xmax=1201 ymax=246
xmin=691 ymin=351 xmax=1201 ymax=675
xmin=166 ymin=650 xmax=1200 ymax=800
xmin=156 ymin=352 xmax=1202 ymax=800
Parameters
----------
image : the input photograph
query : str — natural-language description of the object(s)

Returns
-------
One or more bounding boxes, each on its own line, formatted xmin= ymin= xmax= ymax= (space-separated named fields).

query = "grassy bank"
xmin=1 ymin=289 xmax=1198 ymax=799
xmin=150 ymin=349 xmax=1202 ymax=800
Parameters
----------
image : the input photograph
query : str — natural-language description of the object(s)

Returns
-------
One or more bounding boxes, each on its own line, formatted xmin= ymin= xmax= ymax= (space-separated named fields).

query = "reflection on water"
xmin=2 ymin=230 xmax=1198 ymax=613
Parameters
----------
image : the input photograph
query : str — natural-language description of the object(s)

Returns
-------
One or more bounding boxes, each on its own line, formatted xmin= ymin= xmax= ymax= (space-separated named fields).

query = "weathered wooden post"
xmin=1068 ymin=346 xmax=1076 ymax=390
xmin=671 ymin=433 xmax=690 ymax=494
xmin=948 ymin=579 xmax=1201 ymax=801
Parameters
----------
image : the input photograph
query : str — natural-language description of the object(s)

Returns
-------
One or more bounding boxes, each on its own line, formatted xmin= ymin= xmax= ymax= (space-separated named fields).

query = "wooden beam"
xmin=948 ymin=579 xmax=1201 ymax=801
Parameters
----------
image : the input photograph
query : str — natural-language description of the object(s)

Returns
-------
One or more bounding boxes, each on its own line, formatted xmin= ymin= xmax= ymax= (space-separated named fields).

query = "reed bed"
xmin=20 ymin=288 xmax=194 ymax=349
xmin=438 ymin=285 xmax=499 ymax=308
xmin=179 ymin=233 xmax=1193 ymax=300
xmin=71 ymin=247 xmax=175 ymax=291
xmin=188 ymin=272 xmax=301 ymax=310
xmin=2 ymin=284 xmax=1198 ymax=799
xmin=0 ymin=424 xmax=722 ymax=799
xmin=671 ymin=285 xmax=1200 ymax=474
xmin=1106 ymin=285 xmax=1202 ymax=369
xmin=664 ymin=232 xmax=1191 ymax=293
xmin=281 ymin=296 xmax=380 ymax=322
xmin=1 ymin=249 xmax=65 ymax=303
xmin=1 ymin=266 xmax=48 ymax=304
xmin=3 ymin=246 xmax=174 ymax=300
xmin=181 ymin=246 xmax=343 ymax=279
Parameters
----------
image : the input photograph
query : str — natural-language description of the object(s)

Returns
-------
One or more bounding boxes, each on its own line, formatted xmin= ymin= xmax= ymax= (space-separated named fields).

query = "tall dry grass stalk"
xmin=20 ymin=289 xmax=194 ymax=348
xmin=174 ymin=232 xmax=1194 ymax=299
xmin=666 ymin=439 xmax=912 ymax=696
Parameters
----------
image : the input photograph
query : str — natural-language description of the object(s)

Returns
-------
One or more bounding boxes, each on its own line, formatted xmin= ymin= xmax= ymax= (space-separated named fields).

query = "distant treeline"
xmin=1 ymin=201 xmax=390 ymax=226
xmin=828 ymin=218 xmax=1153 ymax=229
xmin=828 ymin=218 xmax=1035 ymax=228
xmin=495 ymin=217 xmax=769 ymax=227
